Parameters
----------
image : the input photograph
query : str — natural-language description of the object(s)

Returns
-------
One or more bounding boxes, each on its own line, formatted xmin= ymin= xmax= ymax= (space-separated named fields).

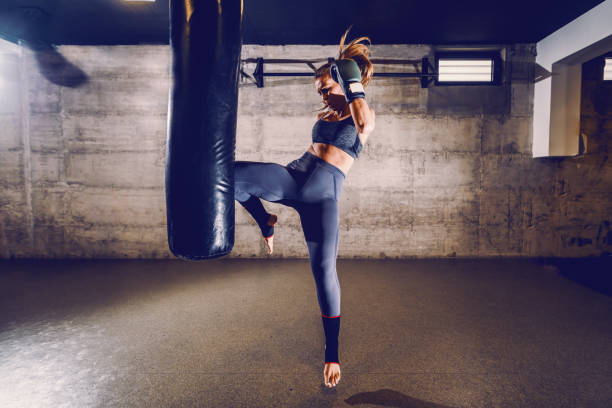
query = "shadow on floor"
xmin=298 ymin=388 xmax=457 ymax=408
xmin=542 ymin=256 xmax=612 ymax=297
xmin=344 ymin=389 xmax=457 ymax=408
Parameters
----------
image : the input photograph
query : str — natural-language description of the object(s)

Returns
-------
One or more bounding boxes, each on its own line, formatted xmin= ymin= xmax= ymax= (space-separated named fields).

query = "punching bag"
xmin=166 ymin=0 xmax=243 ymax=260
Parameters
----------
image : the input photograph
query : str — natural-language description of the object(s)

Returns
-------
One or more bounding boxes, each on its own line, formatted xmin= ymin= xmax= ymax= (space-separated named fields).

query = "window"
xmin=434 ymin=51 xmax=502 ymax=86
xmin=604 ymin=58 xmax=611 ymax=81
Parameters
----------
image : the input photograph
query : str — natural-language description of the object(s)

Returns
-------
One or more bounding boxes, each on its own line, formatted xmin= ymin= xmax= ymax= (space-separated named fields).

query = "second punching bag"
xmin=166 ymin=0 xmax=243 ymax=260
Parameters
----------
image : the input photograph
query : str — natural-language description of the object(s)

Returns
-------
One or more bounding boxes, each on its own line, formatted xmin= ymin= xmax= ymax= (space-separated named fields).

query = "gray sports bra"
xmin=311 ymin=115 xmax=363 ymax=159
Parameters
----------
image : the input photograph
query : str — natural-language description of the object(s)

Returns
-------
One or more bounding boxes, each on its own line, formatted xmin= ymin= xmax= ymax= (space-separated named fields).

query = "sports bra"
xmin=311 ymin=115 xmax=363 ymax=159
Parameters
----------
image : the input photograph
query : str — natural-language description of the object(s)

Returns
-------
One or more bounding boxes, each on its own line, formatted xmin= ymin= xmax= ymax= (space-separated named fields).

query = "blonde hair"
xmin=314 ymin=25 xmax=373 ymax=117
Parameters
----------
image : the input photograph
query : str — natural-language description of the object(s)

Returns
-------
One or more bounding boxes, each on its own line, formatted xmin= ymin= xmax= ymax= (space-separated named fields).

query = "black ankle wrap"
xmin=321 ymin=315 xmax=340 ymax=364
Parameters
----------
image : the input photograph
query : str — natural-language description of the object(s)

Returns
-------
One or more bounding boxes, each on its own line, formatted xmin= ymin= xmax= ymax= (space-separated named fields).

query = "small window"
xmin=434 ymin=51 xmax=502 ymax=86
xmin=604 ymin=58 xmax=612 ymax=81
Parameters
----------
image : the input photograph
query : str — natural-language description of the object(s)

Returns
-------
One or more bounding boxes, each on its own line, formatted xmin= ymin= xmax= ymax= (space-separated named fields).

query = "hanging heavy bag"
xmin=166 ymin=0 xmax=243 ymax=260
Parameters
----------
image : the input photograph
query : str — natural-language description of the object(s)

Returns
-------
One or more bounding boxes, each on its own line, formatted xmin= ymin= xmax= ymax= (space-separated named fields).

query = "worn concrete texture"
xmin=0 ymin=43 xmax=610 ymax=259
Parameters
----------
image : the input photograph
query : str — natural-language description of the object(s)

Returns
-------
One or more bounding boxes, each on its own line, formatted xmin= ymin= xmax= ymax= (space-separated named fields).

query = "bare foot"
xmin=263 ymin=214 xmax=277 ymax=255
xmin=324 ymin=363 xmax=341 ymax=387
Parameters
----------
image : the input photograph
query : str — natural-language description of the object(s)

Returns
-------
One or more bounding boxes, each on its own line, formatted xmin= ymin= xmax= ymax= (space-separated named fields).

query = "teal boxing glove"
xmin=330 ymin=58 xmax=366 ymax=103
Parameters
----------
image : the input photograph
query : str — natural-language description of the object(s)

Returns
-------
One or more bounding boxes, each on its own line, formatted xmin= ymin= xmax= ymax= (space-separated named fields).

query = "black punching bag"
xmin=166 ymin=0 xmax=243 ymax=260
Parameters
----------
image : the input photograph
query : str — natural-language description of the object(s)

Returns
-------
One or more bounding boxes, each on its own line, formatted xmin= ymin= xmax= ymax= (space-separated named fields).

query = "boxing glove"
xmin=330 ymin=58 xmax=365 ymax=104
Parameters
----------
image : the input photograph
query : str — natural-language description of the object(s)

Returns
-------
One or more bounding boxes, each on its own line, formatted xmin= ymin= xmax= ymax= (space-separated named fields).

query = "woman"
xmin=234 ymin=26 xmax=375 ymax=388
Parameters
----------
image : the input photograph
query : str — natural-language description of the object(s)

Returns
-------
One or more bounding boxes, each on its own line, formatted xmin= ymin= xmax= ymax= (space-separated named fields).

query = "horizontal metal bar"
xmin=244 ymin=56 xmax=437 ymax=88
xmin=261 ymin=72 xmax=436 ymax=77
xmin=241 ymin=58 xmax=423 ymax=65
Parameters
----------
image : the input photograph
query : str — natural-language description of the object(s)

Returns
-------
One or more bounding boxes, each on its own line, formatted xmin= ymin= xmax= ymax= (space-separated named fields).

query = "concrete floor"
xmin=0 ymin=258 xmax=611 ymax=408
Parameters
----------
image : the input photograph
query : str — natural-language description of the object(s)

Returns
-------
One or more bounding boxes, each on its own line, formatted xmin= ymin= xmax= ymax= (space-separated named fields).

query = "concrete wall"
xmin=0 ymin=43 xmax=610 ymax=259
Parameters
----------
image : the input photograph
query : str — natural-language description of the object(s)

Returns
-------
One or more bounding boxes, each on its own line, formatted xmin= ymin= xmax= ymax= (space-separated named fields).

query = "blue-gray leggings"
xmin=234 ymin=151 xmax=345 ymax=318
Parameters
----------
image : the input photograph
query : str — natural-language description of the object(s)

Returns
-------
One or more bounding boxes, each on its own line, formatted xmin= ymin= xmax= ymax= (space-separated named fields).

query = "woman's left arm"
xmin=348 ymin=98 xmax=375 ymax=144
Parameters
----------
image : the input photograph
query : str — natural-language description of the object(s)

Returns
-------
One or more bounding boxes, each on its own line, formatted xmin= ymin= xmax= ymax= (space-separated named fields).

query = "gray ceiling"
xmin=0 ymin=0 xmax=607 ymax=47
